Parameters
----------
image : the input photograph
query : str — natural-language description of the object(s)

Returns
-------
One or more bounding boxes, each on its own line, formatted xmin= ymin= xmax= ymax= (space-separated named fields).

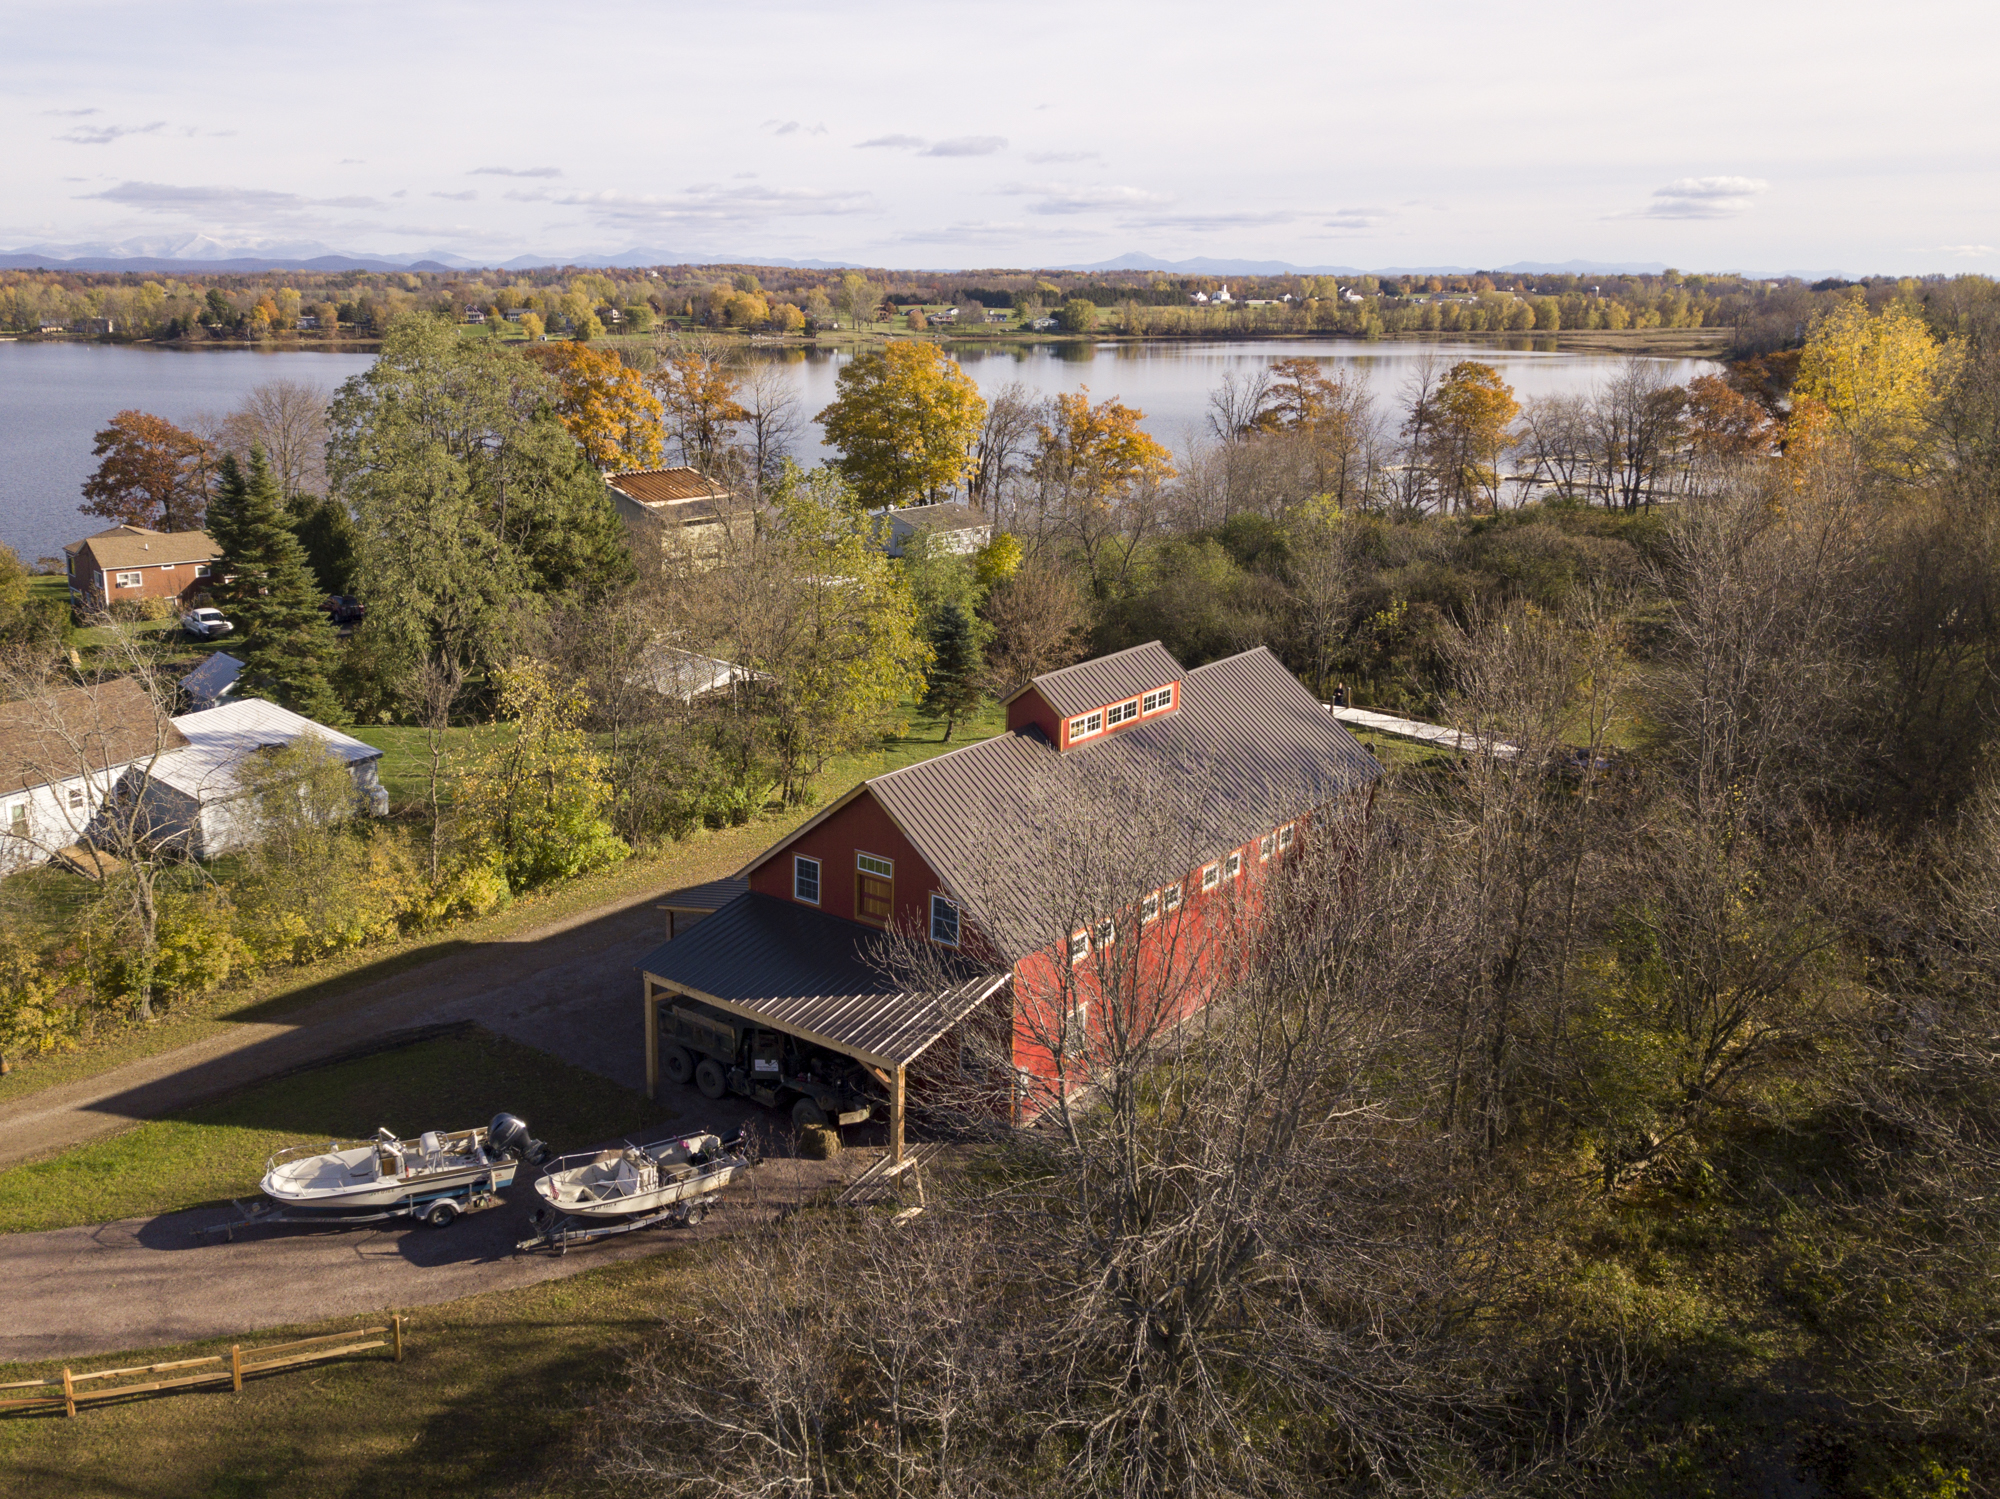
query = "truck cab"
xmin=662 ymin=999 xmax=881 ymax=1128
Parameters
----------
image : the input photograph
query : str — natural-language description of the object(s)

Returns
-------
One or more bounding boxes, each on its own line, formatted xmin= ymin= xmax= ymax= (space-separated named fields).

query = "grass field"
xmin=0 ymin=1248 xmax=695 ymax=1498
xmin=0 ymin=1027 xmax=672 ymax=1234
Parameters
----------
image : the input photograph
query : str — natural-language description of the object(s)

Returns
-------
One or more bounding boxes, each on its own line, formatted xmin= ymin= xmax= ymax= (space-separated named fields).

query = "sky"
xmin=4 ymin=0 xmax=1997 ymax=276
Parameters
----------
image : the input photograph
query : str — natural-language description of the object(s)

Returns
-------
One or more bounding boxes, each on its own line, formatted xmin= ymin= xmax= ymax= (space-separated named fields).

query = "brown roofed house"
xmin=64 ymin=526 xmax=222 ymax=614
xmin=604 ymin=468 xmax=748 ymax=562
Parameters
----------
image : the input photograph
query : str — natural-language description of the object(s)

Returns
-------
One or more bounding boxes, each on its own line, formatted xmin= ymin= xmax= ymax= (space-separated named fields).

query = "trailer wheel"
xmin=664 ymin=1046 xmax=695 ymax=1086
xmin=424 ymin=1199 xmax=460 ymax=1229
xmin=792 ymin=1097 xmax=830 ymax=1128
xmin=695 ymin=1058 xmax=727 ymax=1100
xmin=683 ymin=1202 xmax=708 ymax=1227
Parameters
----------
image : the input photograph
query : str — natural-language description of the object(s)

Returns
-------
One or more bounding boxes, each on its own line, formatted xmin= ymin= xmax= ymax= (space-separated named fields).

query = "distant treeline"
xmin=3 ymin=261 xmax=1995 ymax=352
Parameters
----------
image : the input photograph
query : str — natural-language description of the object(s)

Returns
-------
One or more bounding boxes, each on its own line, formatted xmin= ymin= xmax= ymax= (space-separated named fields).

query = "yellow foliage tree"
xmin=1425 ymin=361 xmax=1520 ymax=512
xmin=651 ymin=338 xmax=749 ymax=469
xmin=1793 ymin=294 xmax=1959 ymax=480
xmin=818 ymin=342 xmax=987 ymax=508
xmin=524 ymin=341 xmax=665 ymax=471
xmin=1032 ymin=387 xmax=1174 ymax=509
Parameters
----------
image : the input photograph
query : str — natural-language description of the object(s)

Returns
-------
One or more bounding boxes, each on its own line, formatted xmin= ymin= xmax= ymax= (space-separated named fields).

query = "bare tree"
xmin=1589 ymin=359 xmax=1688 ymax=511
xmin=217 ymin=379 xmax=331 ymax=499
xmin=397 ymin=653 xmax=464 ymax=880
xmin=1203 ymin=365 xmax=1270 ymax=443
xmin=967 ymin=382 xmax=1040 ymax=511
xmin=978 ymin=554 xmax=1090 ymax=694
xmin=734 ymin=356 xmax=803 ymax=494
xmin=1516 ymin=392 xmax=1594 ymax=498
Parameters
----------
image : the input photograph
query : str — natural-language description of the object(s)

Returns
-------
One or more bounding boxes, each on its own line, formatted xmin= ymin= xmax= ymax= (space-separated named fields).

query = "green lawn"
xmin=0 ymin=1027 xmax=674 ymax=1234
xmin=0 ymin=1250 xmax=696 ymax=1498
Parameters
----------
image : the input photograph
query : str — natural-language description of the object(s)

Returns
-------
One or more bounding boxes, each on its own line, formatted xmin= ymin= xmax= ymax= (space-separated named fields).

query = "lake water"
xmin=0 ymin=338 xmax=1716 ymax=566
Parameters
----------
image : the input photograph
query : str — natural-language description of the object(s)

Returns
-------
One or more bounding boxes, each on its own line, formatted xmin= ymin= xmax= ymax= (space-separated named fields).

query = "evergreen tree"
xmin=919 ymin=601 xmax=982 ymax=741
xmin=209 ymin=448 xmax=345 ymax=722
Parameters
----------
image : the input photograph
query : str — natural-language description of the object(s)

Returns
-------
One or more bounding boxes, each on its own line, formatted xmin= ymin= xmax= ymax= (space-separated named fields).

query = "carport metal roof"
xmin=638 ymin=892 xmax=1007 ymax=1071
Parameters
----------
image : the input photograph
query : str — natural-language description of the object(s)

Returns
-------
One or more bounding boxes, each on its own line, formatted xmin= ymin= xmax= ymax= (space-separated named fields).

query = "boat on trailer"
xmin=228 ymin=1113 xmax=549 ymax=1232
xmin=517 ymin=1130 xmax=753 ymax=1253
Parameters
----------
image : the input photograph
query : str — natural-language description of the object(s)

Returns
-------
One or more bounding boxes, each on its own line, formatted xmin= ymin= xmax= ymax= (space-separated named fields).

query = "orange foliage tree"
xmin=524 ymin=341 xmax=664 ymax=471
xmin=80 ymin=410 xmax=218 ymax=531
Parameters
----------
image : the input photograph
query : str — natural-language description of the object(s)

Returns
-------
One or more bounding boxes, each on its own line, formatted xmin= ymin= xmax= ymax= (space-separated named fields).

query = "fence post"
xmin=230 ymin=1345 xmax=242 ymax=1393
xmin=392 ymin=1314 xmax=403 ymax=1364
xmin=61 ymin=1366 xmax=75 ymax=1418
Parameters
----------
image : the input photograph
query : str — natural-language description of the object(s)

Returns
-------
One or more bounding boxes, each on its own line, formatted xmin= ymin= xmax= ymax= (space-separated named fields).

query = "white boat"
xmin=531 ymin=1132 xmax=750 ymax=1223
xmin=258 ymin=1113 xmax=547 ymax=1221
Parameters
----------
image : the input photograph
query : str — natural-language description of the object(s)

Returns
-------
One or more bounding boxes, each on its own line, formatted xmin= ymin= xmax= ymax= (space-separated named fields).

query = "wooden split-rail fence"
xmin=0 ymin=1315 xmax=405 ymax=1417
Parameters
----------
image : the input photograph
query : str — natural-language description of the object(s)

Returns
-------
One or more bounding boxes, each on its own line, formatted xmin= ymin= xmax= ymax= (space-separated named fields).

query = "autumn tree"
xmin=818 ymin=342 xmax=987 ymax=508
xmin=523 ymin=340 xmax=665 ymax=471
xmin=1794 ymin=292 xmax=1959 ymax=482
xmin=1422 ymin=360 xmax=1519 ymax=513
xmin=1028 ymin=388 xmax=1174 ymax=594
xmin=80 ymin=410 xmax=217 ymax=531
xmin=205 ymin=449 xmax=344 ymax=722
xmin=1685 ymin=372 xmax=1777 ymax=466
xmin=649 ymin=333 xmax=747 ymax=471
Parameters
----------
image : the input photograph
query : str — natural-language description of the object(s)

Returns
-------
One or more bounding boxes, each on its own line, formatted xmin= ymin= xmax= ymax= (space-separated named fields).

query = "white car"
xmin=182 ymin=607 xmax=234 ymax=640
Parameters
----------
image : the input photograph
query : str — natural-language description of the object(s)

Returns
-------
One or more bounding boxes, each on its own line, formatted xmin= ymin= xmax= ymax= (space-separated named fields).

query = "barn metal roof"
xmin=1002 ymin=639 xmax=1183 ymax=717
xmin=606 ymin=468 xmax=736 ymax=506
xmin=868 ymin=645 xmax=1382 ymax=958
xmin=659 ymin=875 xmax=748 ymax=913
xmin=639 ymin=892 xmax=1008 ymax=1070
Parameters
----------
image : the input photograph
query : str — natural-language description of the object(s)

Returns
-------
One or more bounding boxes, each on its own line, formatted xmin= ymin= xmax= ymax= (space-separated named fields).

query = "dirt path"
xmin=0 ymin=1151 xmax=855 ymax=1364
xmin=0 ymin=884 xmax=677 ymax=1174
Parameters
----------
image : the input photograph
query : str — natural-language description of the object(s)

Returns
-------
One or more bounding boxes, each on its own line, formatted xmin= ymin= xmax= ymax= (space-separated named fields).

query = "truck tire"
xmin=664 ymin=1046 xmax=695 ymax=1086
xmin=791 ymin=1097 xmax=830 ymax=1128
xmin=695 ymin=1058 xmax=727 ymax=1100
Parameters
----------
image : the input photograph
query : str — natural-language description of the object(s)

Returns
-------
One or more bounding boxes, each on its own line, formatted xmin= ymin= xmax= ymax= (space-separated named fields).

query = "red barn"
xmin=638 ymin=641 xmax=1382 ymax=1158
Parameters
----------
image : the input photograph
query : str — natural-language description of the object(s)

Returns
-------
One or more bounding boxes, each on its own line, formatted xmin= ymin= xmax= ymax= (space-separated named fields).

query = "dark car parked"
xmin=321 ymin=595 xmax=366 ymax=626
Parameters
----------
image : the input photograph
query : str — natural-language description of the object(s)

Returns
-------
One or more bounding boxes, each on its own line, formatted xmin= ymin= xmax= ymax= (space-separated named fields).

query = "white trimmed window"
xmin=857 ymin=852 xmax=893 ymax=879
xmin=1095 ymin=918 xmax=1116 ymax=948
xmin=1163 ymin=882 xmax=1183 ymax=913
xmin=194 ymin=564 xmax=211 ymax=579
xmin=1141 ymin=890 xmax=1160 ymax=923
xmin=67 ymin=786 xmax=85 ymax=811
xmin=1225 ymin=851 xmax=1243 ymax=880
xmin=113 ymin=571 xmax=142 ymax=589
xmin=930 ymin=893 xmax=961 ymax=947
xmin=1067 ymin=710 xmax=1105 ymax=743
xmin=1062 ymin=999 xmax=1088 ymax=1057
xmin=1200 ymin=863 xmax=1219 ymax=891
xmin=1260 ymin=833 xmax=1275 ymax=862
xmin=1278 ymin=823 xmax=1295 ymax=849
xmin=793 ymin=855 xmax=820 ymax=904
xmin=1069 ymin=930 xmax=1090 ymax=963
xmin=4 ymin=802 xmax=25 ymax=837
xmin=1142 ymin=685 xmax=1175 ymax=715
xmin=1106 ymin=698 xmax=1139 ymax=727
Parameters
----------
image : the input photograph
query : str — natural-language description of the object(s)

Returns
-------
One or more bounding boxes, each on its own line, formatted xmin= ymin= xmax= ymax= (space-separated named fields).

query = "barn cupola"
xmin=1001 ymin=641 xmax=1185 ymax=751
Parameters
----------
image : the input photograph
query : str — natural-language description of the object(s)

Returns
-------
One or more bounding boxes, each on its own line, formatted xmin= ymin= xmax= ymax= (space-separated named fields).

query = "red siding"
xmin=70 ymin=546 xmax=214 ymax=611
xmin=749 ymin=788 xmax=954 ymax=938
xmin=1006 ymin=685 xmax=1061 ymax=741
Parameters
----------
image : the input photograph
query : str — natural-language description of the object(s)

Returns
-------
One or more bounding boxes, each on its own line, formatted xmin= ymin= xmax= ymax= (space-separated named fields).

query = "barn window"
xmin=1163 ymin=882 xmax=1183 ymax=913
xmin=793 ymin=855 xmax=820 ymax=905
xmin=1067 ymin=710 xmax=1105 ymax=743
xmin=1069 ymin=930 xmax=1089 ymax=963
xmin=1095 ymin=918 xmax=1116 ymax=948
xmin=1062 ymin=999 xmax=1089 ymax=1057
xmin=930 ymin=893 xmax=960 ymax=947
xmin=1141 ymin=890 xmax=1160 ymax=923
xmin=1200 ymin=863 xmax=1219 ymax=891
xmin=1106 ymin=698 xmax=1138 ymax=726
xmin=1225 ymin=851 xmax=1243 ymax=880
xmin=1259 ymin=833 xmax=1275 ymax=862
xmin=1278 ymin=823 xmax=1295 ymax=849
xmin=1142 ymin=685 xmax=1175 ymax=714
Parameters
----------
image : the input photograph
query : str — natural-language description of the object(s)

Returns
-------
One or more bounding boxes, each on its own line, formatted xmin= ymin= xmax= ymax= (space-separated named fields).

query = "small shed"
xmin=869 ymin=503 xmax=991 ymax=558
xmin=126 ymin=700 xmax=388 ymax=859
xmin=180 ymin=652 xmax=244 ymax=713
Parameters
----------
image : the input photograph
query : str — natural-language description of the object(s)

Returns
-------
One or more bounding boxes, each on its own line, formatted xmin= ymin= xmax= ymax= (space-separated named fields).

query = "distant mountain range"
xmin=0 ymin=237 xmax=1835 ymax=280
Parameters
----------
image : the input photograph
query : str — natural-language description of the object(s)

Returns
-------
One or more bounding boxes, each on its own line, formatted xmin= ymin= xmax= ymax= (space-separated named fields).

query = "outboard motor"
xmin=487 ymin=1112 xmax=549 ymax=1166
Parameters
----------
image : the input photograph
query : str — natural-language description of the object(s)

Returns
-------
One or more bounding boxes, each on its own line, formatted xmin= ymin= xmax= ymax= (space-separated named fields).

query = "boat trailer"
xmin=514 ymin=1188 xmax=724 ymax=1255
xmin=196 ymin=1175 xmax=507 ymax=1242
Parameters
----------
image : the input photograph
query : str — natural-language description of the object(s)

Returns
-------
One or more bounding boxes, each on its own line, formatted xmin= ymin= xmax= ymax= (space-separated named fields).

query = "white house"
xmin=121 ymin=699 xmax=388 ymax=860
xmin=0 ymin=679 xmax=187 ymax=873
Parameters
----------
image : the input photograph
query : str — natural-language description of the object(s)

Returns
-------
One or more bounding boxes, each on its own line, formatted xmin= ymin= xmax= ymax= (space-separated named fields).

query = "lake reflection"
xmin=0 ymin=337 xmax=1716 ymax=566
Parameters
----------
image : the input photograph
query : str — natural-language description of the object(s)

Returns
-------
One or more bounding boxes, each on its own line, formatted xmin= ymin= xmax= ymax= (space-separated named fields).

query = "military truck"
xmin=661 ymin=999 xmax=882 ymax=1127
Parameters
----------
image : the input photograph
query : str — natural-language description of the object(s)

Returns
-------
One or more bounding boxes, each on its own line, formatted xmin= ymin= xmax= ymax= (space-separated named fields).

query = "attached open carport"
xmin=639 ymin=892 xmax=1008 ymax=1162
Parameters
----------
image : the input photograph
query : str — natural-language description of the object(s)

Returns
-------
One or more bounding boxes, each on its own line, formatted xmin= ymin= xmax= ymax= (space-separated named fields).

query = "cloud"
xmin=538 ymin=182 xmax=877 ymax=233
xmin=469 ymin=165 xmax=562 ymax=178
xmin=60 ymin=121 xmax=165 ymax=146
xmin=432 ymin=190 xmax=478 ymax=201
xmin=999 ymin=181 xmax=1171 ymax=215
xmin=894 ymin=219 xmax=1027 ymax=244
xmin=1024 ymin=150 xmax=1098 ymax=164
xmin=1322 ymin=207 xmax=1386 ymax=232
xmin=858 ymin=134 xmax=927 ymax=150
xmin=339 ymin=158 xmax=365 ymax=165
xmin=1939 ymin=244 xmax=1994 ymax=257
xmin=923 ymin=136 xmax=1006 ymax=157
xmin=80 ymin=181 xmax=383 ymax=222
xmin=1120 ymin=209 xmax=1297 ymax=232
xmin=314 ymin=195 xmax=382 ymax=209
xmin=765 ymin=119 xmax=829 ymax=136
xmin=1618 ymin=175 xmax=1769 ymax=220
xmin=43 ymin=108 xmax=101 ymax=117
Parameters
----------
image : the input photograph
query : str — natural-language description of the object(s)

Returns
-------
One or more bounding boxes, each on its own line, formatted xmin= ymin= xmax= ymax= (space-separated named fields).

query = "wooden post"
xmin=392 ymin=1314 xmax=403 ymax=1364
xmin=643 ymin=982 xmax=659 ymax=1100
xmin=890 ymin=1065 xmax=906 ymax=1165
xmin=230 ymin=1345 xmax=242 ymax=1393
xmin=61 ymin=1366 xmax=74 ymax=1418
